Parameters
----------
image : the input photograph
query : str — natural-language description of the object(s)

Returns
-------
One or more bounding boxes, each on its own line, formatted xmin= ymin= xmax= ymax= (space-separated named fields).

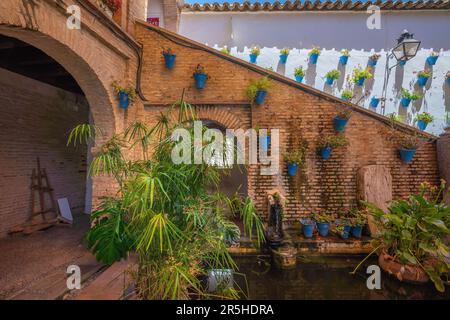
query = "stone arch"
xmin=195 ymin=106 xmax=250 ymax=131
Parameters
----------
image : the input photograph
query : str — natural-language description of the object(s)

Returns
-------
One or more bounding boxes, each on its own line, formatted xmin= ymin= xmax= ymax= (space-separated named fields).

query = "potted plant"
xmin=279 ymin=48 xmax=290 ymax=64
xmin=284 ymin=149 xmax=305 ymax=177
xmin=348 ymin=209 xmax=366 ymax=238
xmin=317 ymin=135 xmax=349 ymax=160
xmin=193 ymin=64 xmax=208 ymax=89
xmin=162 ymin=47 xmax=176 ymax=70
xmin=446 ymin=71 xmax=450 ymax=85
xmin=369 ymin=96 xmax=380 ymax=108
xmin=335 ymin=225 xmax=350 ymax=239
xmin=415 ymin=112 xmax=433 ymax=131
xmin=308 ymin=47 xmax=321 ymax=65
xmin=339 ymin=49 xmax=350 ymax=66
xmin=340 ymin=89 xmax=353 ymax=101
xmin=333 ymin=109 xmax=351 ymax=133
xmin=398 ymin=135 xmax=421 ymax=164
xmin=220 ymin=46 xmax=230 ymax=55
xmin=313 ymin=213 xmax=332 ymax=237
xmin=247 ymin=77 xmax=272 ymax=105
xmin=426 ymin=51 xmax=439 ymax=66
xmin=368 ymin=53 xmax=380 ymax=67
xmin=324 ymin=69 xmax=341 ymax=85
xmin=400 ymin=88 xmax=421 ymax=107
xmin=111 ymin=81 xmax=136 ymax=109
xmin=300 ymin=217 xmax=315 ymax=238
xmin=417 ymin=70 xmax=432 ymax=87
xmin=294 ymin=66 xmax=305 ymax=83
xmin=355 ymin=182 xmax=450 ymax=292
xmin=352 ymin=67 xmax=372 ymax=86
xmin=249 ymin=46 xmax=260 ymax=64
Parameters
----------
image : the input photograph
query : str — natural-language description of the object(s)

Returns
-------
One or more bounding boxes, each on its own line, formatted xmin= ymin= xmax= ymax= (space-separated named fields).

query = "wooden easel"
xmin=30 ymin=157 xmax=57 ymax=221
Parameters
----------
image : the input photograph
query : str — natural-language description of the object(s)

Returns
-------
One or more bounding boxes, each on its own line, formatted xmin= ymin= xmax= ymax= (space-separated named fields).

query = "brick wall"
xmin=0 ymin=68 xmax=89 ymax=237
xmin=134 ymin=22 xmax=440 ymax=223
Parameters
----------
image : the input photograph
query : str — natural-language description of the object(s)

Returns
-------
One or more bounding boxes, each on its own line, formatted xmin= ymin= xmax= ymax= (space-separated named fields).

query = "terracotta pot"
xmin=378 ymin=249 xmax=429 ymax=284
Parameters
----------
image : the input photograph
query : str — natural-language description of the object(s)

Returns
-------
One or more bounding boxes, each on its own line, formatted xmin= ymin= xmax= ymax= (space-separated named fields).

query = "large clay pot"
xmin=378 ymin=249 xmax=429 ymax=284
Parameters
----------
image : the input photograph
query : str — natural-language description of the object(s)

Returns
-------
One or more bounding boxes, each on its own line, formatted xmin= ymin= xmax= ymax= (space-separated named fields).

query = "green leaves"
xmin=137 ymin=213 xmax=183 ymax=253
xmin=67 ymin=123 xmax=100 ymax=146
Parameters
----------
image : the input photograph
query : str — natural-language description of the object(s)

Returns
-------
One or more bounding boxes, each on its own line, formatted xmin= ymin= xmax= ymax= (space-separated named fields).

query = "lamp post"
xmin=380 ymin=30 xmax=421 ymax=114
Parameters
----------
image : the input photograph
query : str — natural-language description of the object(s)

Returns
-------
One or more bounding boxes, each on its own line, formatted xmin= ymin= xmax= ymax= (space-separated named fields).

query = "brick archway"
xmin=196 ymin=105 xmax=251 ymax=131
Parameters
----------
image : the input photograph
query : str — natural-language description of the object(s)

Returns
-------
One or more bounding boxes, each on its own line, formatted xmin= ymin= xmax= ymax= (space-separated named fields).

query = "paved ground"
xmin=0 ymin=213 xmax=102 ymax=299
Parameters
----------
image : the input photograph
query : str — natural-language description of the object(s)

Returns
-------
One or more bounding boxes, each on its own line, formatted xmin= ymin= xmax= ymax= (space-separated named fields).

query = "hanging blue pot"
xmin=295 ymin=75 xmax=304 ymax=83
xmin=370 ymin=97 xmax=380 ymax=108
xmin=399 ymin=60 xmax=407 ymax=66
xmin=417 ymin=120 xmax=428 ymax=131
xmin=249 ymin=53 xmax=258 ymax=64
xmin=320 ymin=146 xmax=332 ymax=160
xmin=309 ymin=53 xmax=319 ymax=64
xmin=339 ymin=55 xmax=349 ymax=65
xmin=119 ymin=91 xmax=129 ymax=109
xmin=300 ymin=219 xmax=315 ymax=238
xmin=355 ymin=77 xmax=365 ymax=86
xmin=368 ymin=59 xmax=377 ymax=67
xmin=287 ymin=163 xmax=298 ymax=177
xmin=317 ymin=222 xmax=330 ymax=237
xmin=259 ymin=135 xmax=270 ymax=151
xmin=417 ymin=75 xmax=429 ymax=87
xmin=325 ymin=77 xmax=334 ymax=85
xmin=426 ymin=55 xmax=438 ymax=66
xmin=194 ymin=73 xmax=207 ymax=89
xmin=351 ymin=225 xmax=363 ymax=238
xmin=163 ymin=53 xmax=176 ymax=69
xmin=254 ymin=90 xmax=267 ymax=105
xmin=279 ymin=54 xmax=288 ymax=64
xmin=400 ymin=97 xmax=411 ymax=107
xmin=333 ymin=116 xmax=349 ymax=133
xmin=341 ymin=96 xmax=350 ymax=101
xmin=399 ymin=148 xmax=416 ymax=164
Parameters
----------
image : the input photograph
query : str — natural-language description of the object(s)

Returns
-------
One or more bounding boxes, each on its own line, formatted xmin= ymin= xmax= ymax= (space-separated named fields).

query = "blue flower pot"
xmin=287 ymin=163 xmax=298 ymax=177
xmin=370 ymin=97 xmax=380 ymax=108
xmin=417 ymin=75 xmax=429 ymax=87
xmin=300 ymin=219 xmax=315 ymax=238
xmin=317 ymin=222 xmax=330 ymax=237
xmin=260 ymin=135 xmax=270 ymax=151
xmin=351 ymin=225 xmax=363 ymax=238
xmin=339 ymin=55 xmax=349 ymax=65
xmin=447 ymin=77 xmax=450 ymax=85
xmin=355 ymin=77 xmax=365 ymax=86
xmin=320 ymin=146 xmax=332 ymax=160
xmin=417 ymin=120 xmax=428 ymax=131
xmin=119 ymin=92 xmax=129 ymax=109
xmin=249 ymin=53 xmax=258 ymax=64
xmin=194 ymin=73 xmax=207 ymax=89
xmin=309 ymin=53 xmax=319 ymax=64
xmin=255 ymin=90 xmax=267 ymax=105
xmin=163 ymin=53 xmax=176 ymax=69
xmin=325 ymin=77 xmax=334 ymax=85
xmin=399 ymin=60 xmax=407 ymax=66
xmin=295 ymin=75 xmax=304 ymax=83
xmin=400 ymin=97 xmax=411 ymax=107
xmin=341 ymin=96 xmax=350 ymax=101
xmin=279 ymin=54 xmax=288 ymax=64
xmin=333 ymin=116 xmax=349 ymax=133
xmin=368 ymin=59 xmax=378 ymax=67
xmin=426 ymin=55 xmax=438 ymax=66
xmin=399 ymin=148 xmax=416 ymax=164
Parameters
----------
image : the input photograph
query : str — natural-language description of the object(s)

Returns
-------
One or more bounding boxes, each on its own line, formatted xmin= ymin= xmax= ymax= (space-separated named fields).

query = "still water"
xmin=233 ymin=254 xmax=450 ymax=300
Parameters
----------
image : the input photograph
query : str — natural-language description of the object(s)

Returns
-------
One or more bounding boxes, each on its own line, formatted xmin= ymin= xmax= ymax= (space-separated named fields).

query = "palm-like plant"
xmin=68 ymin=96 xmax=265 ymax=299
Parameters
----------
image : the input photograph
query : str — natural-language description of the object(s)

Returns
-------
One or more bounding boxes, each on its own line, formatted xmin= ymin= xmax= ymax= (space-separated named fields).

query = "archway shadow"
xmin=276 ymin=62 xmax=286 ymax=76
xmin=337 ymin=63 xmax=346 ymax=91
xmin=393 ymin=65 xmax=405 ymax=98
xmin=412 ymin=82 xmax=425 ymax=113
xmin=444 ymin=81 xmax=450 ymax=119
xmin=323 ymin=83 xmax=333 ymax=95
xmin=305 ymin=62 xmax=317 ymax=87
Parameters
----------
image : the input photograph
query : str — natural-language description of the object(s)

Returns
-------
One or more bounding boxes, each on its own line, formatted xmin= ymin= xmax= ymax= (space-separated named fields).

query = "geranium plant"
xmin=351 ymin=67 xmax=373 ymax=85
xmin=250 ymin=46 xmax=260 ymax=56
xmin=246 ymin=77 xmax=272 ymax=104
xmin=401 ymin=88 xmax=422 ymax=101
xmin=325 ymin=69 xmax=341 ymax=81
xmin=112 ymin=81 xmax=136 ymax=104
xmin=308 ymin=47 xmax=321 ymax=56
xmin=294 ymin=66 xmax=305 ymax=77
xmin=416 ymin=112 xmax=434 ymax=124
xmin=341 ymin=89 xmax=353 ymax=101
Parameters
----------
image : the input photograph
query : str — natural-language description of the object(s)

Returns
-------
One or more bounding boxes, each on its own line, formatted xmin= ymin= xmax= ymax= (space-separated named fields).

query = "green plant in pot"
xmin=317 ymin=134 xmax=349 ymax=160
xmin=333 ymin=109 xmax=352 ymax=133
xmin=112 ymin=81 xmax=136 ymax=109
xmin=340 ymin=89 xmax=353 ymax=101
xmin=294 ymin=66 xmax=306 ymax=83
xmin=220 ymin=46 xmax=231 ymax=55
xmin=324 ymin=69 xmax=341 ymax=85
xmin=398 ymin=134 xmax=421 ymax=164
xmin=351 ymin=67 xmax=373 ymax=86
xmin=400 ymin=88 xmax=422 ymax=108
xmin=347 ymin=208 xmax=367 ymax=238
xmin=284 ymin=149 xmax=305 ymax=177
xmin=313 ymin=212 xmax=333 ymax=237
xmin=247 ymin=77 xmax=272 ymax=105
xmin=415 ymin=112 xmax=433 ymax=131
xmin=249 ymin=46 xmax=260 ymax=63
xmin=353 ymin=181 xmax=450 ymax=292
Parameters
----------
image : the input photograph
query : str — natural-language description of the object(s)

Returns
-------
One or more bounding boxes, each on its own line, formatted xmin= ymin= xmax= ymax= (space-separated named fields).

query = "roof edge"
xmin=136 ymin=20 xmax=438 ymax=140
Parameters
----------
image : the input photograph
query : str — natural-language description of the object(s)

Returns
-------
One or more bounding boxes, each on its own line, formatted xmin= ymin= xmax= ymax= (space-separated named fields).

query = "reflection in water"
xmin=234 ymin=255 xmax=450 ymax=300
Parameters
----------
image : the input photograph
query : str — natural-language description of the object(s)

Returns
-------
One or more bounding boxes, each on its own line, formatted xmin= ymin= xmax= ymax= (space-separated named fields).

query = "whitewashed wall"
xmin=180 ymin=11 xmax=450 ymax=135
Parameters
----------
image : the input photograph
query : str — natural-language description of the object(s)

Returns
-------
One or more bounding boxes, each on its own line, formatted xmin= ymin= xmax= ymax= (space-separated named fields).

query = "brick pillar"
xmin=437 ymin=126 xmax=450 ymax=204
xmin=163 ymin=0 xmax=181 ymax=32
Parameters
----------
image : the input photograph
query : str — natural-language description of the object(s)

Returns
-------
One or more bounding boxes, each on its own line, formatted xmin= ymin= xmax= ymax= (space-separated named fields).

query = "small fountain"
xmin=266 ymin=190 xmax=297 ymax=269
